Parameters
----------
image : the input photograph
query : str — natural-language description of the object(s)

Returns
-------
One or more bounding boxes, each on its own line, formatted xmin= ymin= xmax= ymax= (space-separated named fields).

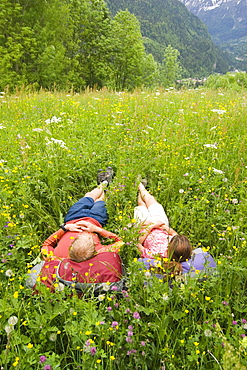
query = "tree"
xmin=161 ymin=44 xmax=182 ymax=87
xmin=107 ymin=10 xmax=146 ymax=91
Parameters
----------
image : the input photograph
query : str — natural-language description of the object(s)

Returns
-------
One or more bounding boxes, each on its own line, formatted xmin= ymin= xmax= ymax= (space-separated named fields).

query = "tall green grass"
xmin=0 ymin=88 xmax=247 ymax=369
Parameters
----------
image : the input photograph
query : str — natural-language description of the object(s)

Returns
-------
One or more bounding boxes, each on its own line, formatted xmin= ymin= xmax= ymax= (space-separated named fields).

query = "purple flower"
xmin=111 ymin=321 xmax=118 ymax=328
xmin=39 ymin=356 xmax=47 ymax=364
xmin=141 ymin=341 xmax=146 ymax=346
xmin=241 ymin=334 xmax=246 ymax=338
xmin=133 ymin=311 xmax=140 ymax=319
xmin=128 ymin=325 xmax=133 ymax=330
xmin=90 ymin=347 xmax=97 ymax=355
xmin=242 ymin=319 xmax=247 ymax=324
xmin=107 ymin=307 xmax=112 ymax=311
xmin=232 ymin=321 xmax=237 ymax=325
xmin=114 ymin=303 xmax=119 ymax=308
xmin=126 ymin=337 xmax=133 ymax=343
xmin=142 ymin=351 xmax=146 ymax=356
xmin=222 ymin=301 xmax=229 ymax=306
xmin=100 ymin=321 xmax=105 ymax=325
xmin=44 ymin=365 xmax=52 ymax=370
xmin=125 ymin=308 xmax=131 ymax=313
xmin=127 ymin=331 xmax=133 ymax=337
xmin=111 ymin=286 xmax=118 ymax=291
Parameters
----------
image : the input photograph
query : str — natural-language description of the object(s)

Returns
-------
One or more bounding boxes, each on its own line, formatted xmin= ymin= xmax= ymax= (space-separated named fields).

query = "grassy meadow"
xmin=0 ymin=88 xmax=247 ymax=369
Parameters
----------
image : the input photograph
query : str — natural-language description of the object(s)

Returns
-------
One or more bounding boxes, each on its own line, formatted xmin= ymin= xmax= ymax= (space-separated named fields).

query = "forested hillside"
xmin=0 ymin=0 xmax=231 ymax=91
xmin=106 ymin=0 xmax=231 ymax=76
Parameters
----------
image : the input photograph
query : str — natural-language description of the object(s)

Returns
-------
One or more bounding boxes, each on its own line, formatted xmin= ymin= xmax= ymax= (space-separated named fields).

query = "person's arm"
xmin=138 ymin=220 xmax=165 ymax=244
xmin=76 ymin=220 xmax=123 ymax=252
xmin=41 ymin=222 xmax=86 ymax=260
xmin=160 ymin=224 xmax=178 ymax=237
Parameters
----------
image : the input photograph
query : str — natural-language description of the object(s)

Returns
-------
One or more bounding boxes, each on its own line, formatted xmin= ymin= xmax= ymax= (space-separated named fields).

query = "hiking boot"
xmin=105 ymin=166 xmax=114 ymax=185
xmin=97 ymin=169 xmax=106 ymax=185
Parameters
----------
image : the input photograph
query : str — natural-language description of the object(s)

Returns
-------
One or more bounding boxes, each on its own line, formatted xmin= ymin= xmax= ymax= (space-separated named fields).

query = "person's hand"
xmin=64 ymin=223 xmax=84 ymax=232
xmin=143 ymin=220 xmax=164 ymax=230
xmin=75 ymin=220 xmax=99 ymax=233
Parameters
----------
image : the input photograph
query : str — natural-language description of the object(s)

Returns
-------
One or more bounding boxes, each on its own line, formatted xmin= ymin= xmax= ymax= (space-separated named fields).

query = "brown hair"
xmin=69 ymin=233 xmax=96 ymax=263
xmin=168 ymin=234 xmax=192 ymax=263
xmin=161 ymin=235 xmax=192 ymax=278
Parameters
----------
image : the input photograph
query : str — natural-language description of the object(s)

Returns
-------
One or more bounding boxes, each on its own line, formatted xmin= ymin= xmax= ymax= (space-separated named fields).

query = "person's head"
xmin=69 ymin=233 xmax=96 ymax=263
xmin=168 ymin=234 xmax=192 ymax=263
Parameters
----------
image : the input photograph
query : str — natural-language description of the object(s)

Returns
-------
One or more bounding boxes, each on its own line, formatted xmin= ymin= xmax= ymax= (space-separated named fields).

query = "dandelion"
xmin=49 ymin=333 xmax=57 ymax=341
xmin=179 ymin=189 xmax=184 ymax=193
xmin=4 ymin=325 xmax=14 ymax=334
xmin=8 ymin=316 xmax=18 ymax=326
xmin=222 ymin=178 xmax=228 ymax=182
xmin=5 ymin=269 xmax=13 ymax=277
xmin=204 ymin=329 xmax=212 ymax=337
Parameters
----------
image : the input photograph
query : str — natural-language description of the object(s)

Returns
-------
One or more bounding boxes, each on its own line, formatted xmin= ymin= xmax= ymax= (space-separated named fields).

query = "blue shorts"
xmin=64 ymin=197 xmax=108 ymax=226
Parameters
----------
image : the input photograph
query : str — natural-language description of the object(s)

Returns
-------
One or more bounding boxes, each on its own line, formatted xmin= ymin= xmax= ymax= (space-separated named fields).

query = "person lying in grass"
xmin=41 ymin=167 xmax=123 ymax=263
xmin=135 ymin=181 xmax=192 ymax=262
xmin=135 ymin=181 xmax=216 ymax=278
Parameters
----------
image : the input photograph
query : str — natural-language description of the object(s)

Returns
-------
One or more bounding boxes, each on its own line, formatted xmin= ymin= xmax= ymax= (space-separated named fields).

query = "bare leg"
xmin=138 ymin=183 xmax=159 ymax=208
xmin=84 ymin=183 xmax=106 ymax=202
xmin=137 ymin=193 xmax=146 ymax=207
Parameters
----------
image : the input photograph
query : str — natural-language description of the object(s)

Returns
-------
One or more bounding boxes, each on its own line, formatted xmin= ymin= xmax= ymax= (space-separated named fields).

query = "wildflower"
xmin=111 ymin=321 xmax=118 ymax=328
xmin=125 ymin=308 xmax=131 ymax=313
xmin=222 ymin=301 xmax=229 ymax=305
xmin=193 ymin=342 xmax=199 ymax=346
xmin=102 ymin=283 xmax=110 ymax=291
xmin=44 ymin=365 xmax=52 ymax=370
xmin=204 ymin=144 xmax=217 ymax=149
xmin=179 ymin=189 xmax=184 ymax=193
xmin=13 ymin=291 xmax=18 ymax=299
xmin=242 ymin=337 xmax=247 ymax=348
xmin=205 ymin=296 xmax=211 ymax=301
xmin=49 ymin=333 xmax=57 ymax=341
xmin=204 ymin=330 xmax=212 ymax=337
xmin=8 ymin=316 xmax=18 ymax=326
xmin=127 ymin=331 xmax=133 ymax=336
xmin=111 ymin=285 xmax=118 ymax=291
xmin=232 ymin=198 xmax=238 ymax=204
xmin=133 ymin=311 xmax=140 ymax=319
xmin=107 ymin=307 xmax=112 ymax=312
xmin=128 ymin=325 xmax=133 ymax=330
xmin=211 ymin=109 xmax=226 ymax=114
xmin=232 ymin=321 xmax=238 ymax=325
xmin=90 ymin=347 xmax=97 ymax=355
xmin=98 ymin=294 xmax=105 ymax=301
xmin=45 ymin=116 xmax=61 ymax=124
xmin=5 ymin=269 xmax=13 ymax=277
xmin=39 ymin=356 xmax=47 ymax=364
xmin=126 ymin=337 xmax=133 ymax=343
xmin=222 ymin=178 xmax=228 ymax=182
xmin=27 ymin=343 xmax=33 ymax=349
xmin=4 ymin=325 xmax=14 ymax=334
xmin=141 ymin=341 xmax=146 ymax=346
xmin=212 ymin=168 xmax=224 ymax=175
xmin=242 ymin=319 xmax=247 ymax=324
xmin=110 ymin=356 xmax=115 ymax=360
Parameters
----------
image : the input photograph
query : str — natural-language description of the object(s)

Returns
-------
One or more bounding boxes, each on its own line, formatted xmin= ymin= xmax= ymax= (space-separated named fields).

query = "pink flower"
xmin=133 ymin=311 xmax=140 ymax=319
xmin=111 ymin=321 xmax=118 ymax=328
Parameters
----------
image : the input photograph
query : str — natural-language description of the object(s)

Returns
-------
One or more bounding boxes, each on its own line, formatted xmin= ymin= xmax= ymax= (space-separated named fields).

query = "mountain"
xmin=106 ymin=0 xmax=232 ymax=77
xmin=179 ymin=0 xmax=247 ymax=68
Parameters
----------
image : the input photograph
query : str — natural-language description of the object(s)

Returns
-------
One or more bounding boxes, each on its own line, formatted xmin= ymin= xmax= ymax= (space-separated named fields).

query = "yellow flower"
xmin=27 ymin=343 xmax=33 ymax=349
xmin=205 ymin=296 xmax=211 ymax=301
xmin=96 ymin=359 xmax=101 ymax=363
xmin=13 ymin=291 xmax=18 ymax=299
xmin=85 ymin=330 xmax=92 ymax=335
xmin=193 ymin=342 xmax=199 ymax=346
xmin=180 ymin=340 xmax=185 ymax=343
xmin=184 ymin=309 xmax=189 ymax=314
xmin=110 ymin=356 xmax=115 ymax=360
xmin=72 ymin=312 xmax=77 ymax=315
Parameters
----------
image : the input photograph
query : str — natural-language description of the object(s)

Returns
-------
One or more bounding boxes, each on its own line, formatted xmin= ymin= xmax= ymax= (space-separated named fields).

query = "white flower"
xmin=4 ymin=325 xmax=14 ymax=334
xmin=156 ymin=92 xmax=160 ymax=96
xmin=162 ymin=293 xmax=169 ymax=301
xmin=45 ymin=116 xmax=62 ymax=124
xmin=222 ymin=178 xmax=228 ymax=182
xmin=0 ymin=125 xmax=6 ymax=129
xmin=204 ymin=329 xmax=212 ymax=337
xmin=144 ymin=271 xmax=151 ymax=278
xmin=232 ymin=198 xmax=238 ymax=204
xmin=32 ymin=128 xmax=43 ymax=132
xmin=204 ymin=144 xmax=218 ymax=149
xmin=8 ymin=316 xmax=18 ymax=326
xmin=242 ymin=323 xmax=247 ymax=330
xmin=49 ymin=333 xmax=57 ymax=341
xmin=5 ymin=269 xmax=13 ymax=277
xmin=211 ymin=109 xmax=226 ymax=114
xmin=179 ymin=189 xmax=185 ymax=193
xmin=212 ymin=168 xmax=224 ymax=175
xmin=210 ymin=126 xmax=217 ymax=131
xmin=102 ymin=283 xmax=110 ymax=292
xmin=98 ymin=294 xmax=105 ymax=301
xmin=45 ymin=137 xmax=68 ymax=149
